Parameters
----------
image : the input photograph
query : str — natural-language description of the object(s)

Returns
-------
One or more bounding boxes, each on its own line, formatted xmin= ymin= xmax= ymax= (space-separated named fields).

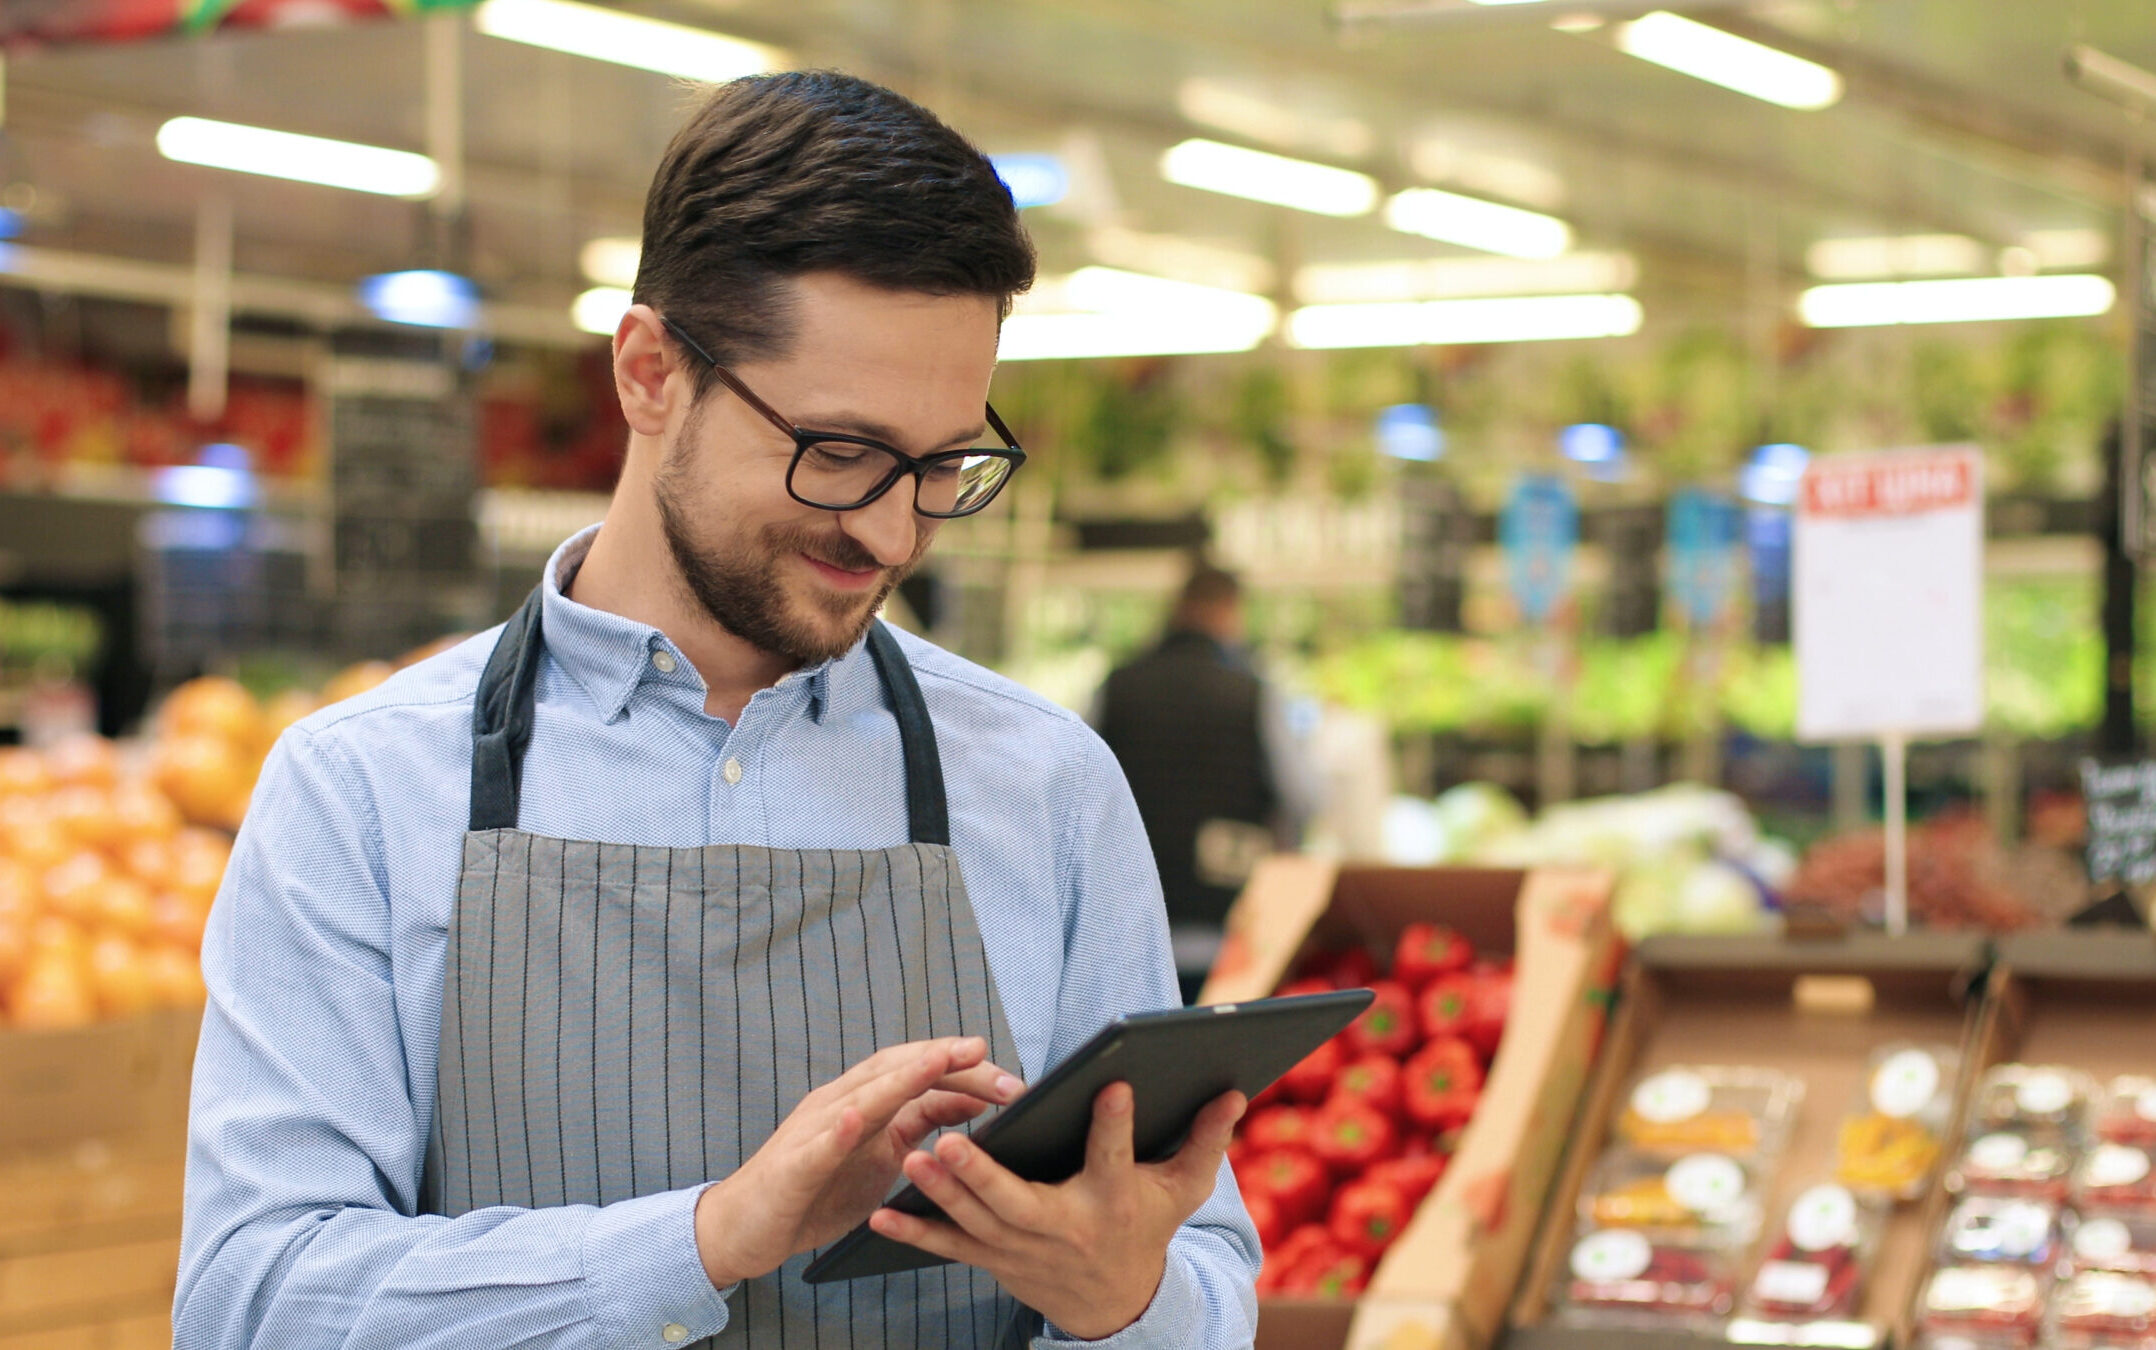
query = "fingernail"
xmin=996 ymin=1074 xmax=1022 ymax=1099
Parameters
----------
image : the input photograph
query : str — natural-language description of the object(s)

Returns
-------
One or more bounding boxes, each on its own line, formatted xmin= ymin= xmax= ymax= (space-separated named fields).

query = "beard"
xmin=651 ymin=419 xmax=931 ymax=666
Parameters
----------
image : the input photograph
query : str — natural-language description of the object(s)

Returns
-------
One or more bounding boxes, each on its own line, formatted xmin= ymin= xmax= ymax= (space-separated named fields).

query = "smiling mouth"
xmin=802 ymin=553 xmax=883 ymax=589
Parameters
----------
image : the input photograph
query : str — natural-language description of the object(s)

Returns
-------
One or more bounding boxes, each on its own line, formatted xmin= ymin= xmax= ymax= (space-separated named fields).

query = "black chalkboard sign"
xmin=2081 ymin=758 xmax=2156 ymax=884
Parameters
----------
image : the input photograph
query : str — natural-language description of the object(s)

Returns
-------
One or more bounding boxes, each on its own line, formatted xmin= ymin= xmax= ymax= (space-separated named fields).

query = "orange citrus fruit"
xmin=321 ymin=661 xmax=395 ymax=706
xmin=160 ymin=676 xmax=263 ymax=748
xmin=42 ymin=735 xmax=119 ymax=788
xmin=87 ymin=931 xmax=154 ymax=1019
xmin=11 ymin=949 xmax=95 ymax=1029
xmin=142 ymin=943 xmax=207 ymax=1007
xmin=151 ymin=733 xmax=255 ymax=830
xmin=0 ymin=748 xmax=51 ymax=798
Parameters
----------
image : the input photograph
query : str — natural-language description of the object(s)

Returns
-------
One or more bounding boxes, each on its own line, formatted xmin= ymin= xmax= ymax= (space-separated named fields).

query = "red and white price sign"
xmin=1794 ymin=446 xmax=1985 ymax=742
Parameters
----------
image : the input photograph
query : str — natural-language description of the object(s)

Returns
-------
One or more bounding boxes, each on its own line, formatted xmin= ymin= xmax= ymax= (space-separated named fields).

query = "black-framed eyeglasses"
xmin=658 ymin=313 xmax=1025 ymax=519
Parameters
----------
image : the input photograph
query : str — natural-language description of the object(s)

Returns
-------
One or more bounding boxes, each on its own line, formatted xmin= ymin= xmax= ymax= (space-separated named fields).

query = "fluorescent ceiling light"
xmin=2024 ymin=228 xmax=2110 ymax=270
xmin=1085 ymin=227 xmax=1275 ymax=294
xmin=1160 ymin=138 xmax=1379 ymax=217
xmin=1288 ymin=293 xmax=1642 ymax=348
xmin=1408 ymin=137 xmax=1566 ymax=210
xmin=474 ymin=0 xmax=781 ymax=81
xmin=1384 ymin=187 xmax=1573 ymax=258
xmin=156 ymin=116 xmax=439 ymax=197
xmin=1616 ymin=11 xmax=1843 ymax=110
xmin=1003 ymin=265 xmax=1278 ymax=360
xmin=580 ymin=236 xmax=640 ymax=289
xmin=1296 ymin=251 xmax=1636 ymax=304
xmin=1175 ymin=78 xmax=1374 ymax=160
xmin=1806 ymin=234 xmax=1984 ymax=280
xmin=1798 ymin=275 xmax=2116 ymax=327
xmin=572 ymin=285 xmax=633 ymax=336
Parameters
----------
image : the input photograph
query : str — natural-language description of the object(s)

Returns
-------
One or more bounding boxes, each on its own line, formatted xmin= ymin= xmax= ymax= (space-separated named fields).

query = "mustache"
xmin=766 ymin=523 xmax=883 ymax=573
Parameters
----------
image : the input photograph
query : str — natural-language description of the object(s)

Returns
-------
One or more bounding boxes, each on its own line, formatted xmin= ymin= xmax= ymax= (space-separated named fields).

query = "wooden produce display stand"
xmin=0 ymin=1008 xmax=200 ymax=1349
xmin=1505 ymin=932 xmax=1991 ymax=1350
xmin=1200 ymin=858 xmax=1621 ymax=1350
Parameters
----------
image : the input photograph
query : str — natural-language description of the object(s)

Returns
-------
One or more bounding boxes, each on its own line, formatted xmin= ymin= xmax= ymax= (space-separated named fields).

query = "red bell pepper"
xmin=1242 ymin=1148 xmax=1332 ymax=1229
xmin=1242 ymin=1105 xmax=1314 ymax=1155
xmin=1243 ymin=1189 xmax=1286 ymax=1251
xmin=1343 ymin=979 xmax=1419 ymax=1059
xmin=1257 ymin=1223 xmax=1336 ymax=1294
xmin=1416 ymin=973 xmax=1477 ymax=1045
xmin=1392 ymin=921 xmax=1474 ymax=989
xmin=1328 ymin=1177 xmax=1413 ymax=1258
xmin=1366 ymin=1153 xmax=1448 ymax=1208
xmin=1286 ymin=1245 xmax=1372 ymax=1298
xmin=1459 ymin=962 xmax=1513 ymax=1058
xmin=1308 ymin=946 xmax=1380 ymax=990
xmin=1277 ymin=1035 xmax=1345 ymax=1105
xmin=1310 ymin=1097 xmax=1398 ymax=1176
xmin=1329 ymin=1053 xmax=1404 ymax=1121
xmin=1403 ymin=1037 xmax=1484 ymax=1131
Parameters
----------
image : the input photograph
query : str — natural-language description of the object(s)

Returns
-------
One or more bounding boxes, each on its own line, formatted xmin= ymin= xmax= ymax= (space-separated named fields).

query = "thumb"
xmin=1166 ymin=1090 xmax=1246 ymax=1186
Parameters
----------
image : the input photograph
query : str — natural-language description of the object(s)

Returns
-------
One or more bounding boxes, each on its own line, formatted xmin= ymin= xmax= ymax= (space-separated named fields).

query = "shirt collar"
xmin=536 ymin=525 xmax=844 ymax=724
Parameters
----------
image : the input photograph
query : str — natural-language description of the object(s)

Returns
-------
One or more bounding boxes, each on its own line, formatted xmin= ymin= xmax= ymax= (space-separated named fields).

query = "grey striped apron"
xmin=422 ymin=586 xmax=1030 ymax=1347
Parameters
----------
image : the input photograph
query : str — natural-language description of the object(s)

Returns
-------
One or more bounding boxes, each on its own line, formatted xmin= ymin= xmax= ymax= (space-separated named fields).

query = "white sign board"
xmin=1794 ymin=446 xmax=1985 ymax=742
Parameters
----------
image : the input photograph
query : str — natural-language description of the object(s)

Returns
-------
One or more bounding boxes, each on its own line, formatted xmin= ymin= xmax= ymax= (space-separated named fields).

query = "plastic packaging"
xmin=1916 ymin=1263 xmax=2048 ymax=1346
xmin=1556 ymin=1228 xmax=1740 ymax=1328
xmin=1614 ymin=1065 xmax=1804 ymax=1160
xmin=1938 ymin=1196 xmax=2064 ymax=1268
xmin=1739 ymin=1182 xmax=1883 ymax=1322
xmin=2070 ymin=1213 xmax=2156 ymax=1277
xmin=1967 ymin=1064 xmax=2096 ymax=1135
xmin=1949 ymin=1129 xmax=2079 ymax=1201
xmin=1836 ymin=1043 xmax=1959 ymax=1198
xmin=1580 ymin=1149 xmax=1764 ymax=1243
xmin=2050 ymin=1269 xmax=2156 ymax=1345
xmin=2095 ymin=1076 xmax=2156 ymax=1148
xmin=2076 ymin=1142 xmax=2156 ymax=1215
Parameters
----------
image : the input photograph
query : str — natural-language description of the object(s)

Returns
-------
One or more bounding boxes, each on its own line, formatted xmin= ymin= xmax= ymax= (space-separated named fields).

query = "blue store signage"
xmin=1666 ymin=487 xmax=1740 ymax=628
xmin=1501 ymin=473 xmax=1578 ymax=626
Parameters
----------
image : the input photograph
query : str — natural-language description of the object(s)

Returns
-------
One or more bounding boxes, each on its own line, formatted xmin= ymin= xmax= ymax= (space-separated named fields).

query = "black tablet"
xmin=802 ymin=986 xmax=1373 ymax=1283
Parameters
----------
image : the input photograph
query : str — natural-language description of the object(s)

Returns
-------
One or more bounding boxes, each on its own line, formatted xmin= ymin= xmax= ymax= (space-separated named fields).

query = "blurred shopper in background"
xmin=1095 ymin=561 xmax=1321 ymax=1002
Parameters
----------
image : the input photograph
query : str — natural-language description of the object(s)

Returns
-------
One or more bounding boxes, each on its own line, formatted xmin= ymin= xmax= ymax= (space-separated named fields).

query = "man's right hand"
xmin=692 ymin=1036 xmax=1023 ymax=1287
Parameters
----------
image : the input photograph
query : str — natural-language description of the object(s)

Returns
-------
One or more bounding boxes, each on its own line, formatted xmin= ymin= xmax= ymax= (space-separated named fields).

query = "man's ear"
xmin=613 ymin=303 xmax=680 ymax=437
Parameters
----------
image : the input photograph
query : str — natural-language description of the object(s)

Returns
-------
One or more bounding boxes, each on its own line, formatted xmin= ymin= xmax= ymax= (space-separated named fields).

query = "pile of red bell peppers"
xmin=1231 ymin=921 xmax=1514 ymax=1298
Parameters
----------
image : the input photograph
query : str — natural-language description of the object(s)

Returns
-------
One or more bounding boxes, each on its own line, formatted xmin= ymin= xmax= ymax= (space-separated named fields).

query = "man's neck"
xmin=566 ymin=465 xmax=796 ymax=725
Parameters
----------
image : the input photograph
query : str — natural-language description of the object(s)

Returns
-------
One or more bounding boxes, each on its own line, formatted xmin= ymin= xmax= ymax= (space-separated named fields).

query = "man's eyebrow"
xmin=800 ymin=414 xmax=989 ymax=453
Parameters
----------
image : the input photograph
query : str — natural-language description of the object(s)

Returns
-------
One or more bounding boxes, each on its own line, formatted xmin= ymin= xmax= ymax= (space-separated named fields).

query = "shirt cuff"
xmin=582 ymin=1183 xmax=737 ymax=1349
xmin=1036 ymin=1251 xmax=1200 ymax=1349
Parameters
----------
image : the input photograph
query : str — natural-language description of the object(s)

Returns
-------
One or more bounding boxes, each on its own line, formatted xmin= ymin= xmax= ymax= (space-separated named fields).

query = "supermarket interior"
xmin=2 ymin=0 xmax=2156 ymax=1347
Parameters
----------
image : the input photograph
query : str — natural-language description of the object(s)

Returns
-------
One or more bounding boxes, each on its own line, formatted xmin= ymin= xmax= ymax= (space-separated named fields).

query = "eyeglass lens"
xmin=792 ymin=441 xmax=1014 ymax=516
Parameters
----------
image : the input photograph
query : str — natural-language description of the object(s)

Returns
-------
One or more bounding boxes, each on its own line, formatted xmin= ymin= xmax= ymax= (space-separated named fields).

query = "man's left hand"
xmin=867 ymin=1083 xmax=1248 ymax=1340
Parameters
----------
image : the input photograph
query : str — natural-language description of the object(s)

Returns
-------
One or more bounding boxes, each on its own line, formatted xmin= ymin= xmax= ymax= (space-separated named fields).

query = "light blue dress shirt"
xmin=176 ymin=527 xmax=1260 ymax=1350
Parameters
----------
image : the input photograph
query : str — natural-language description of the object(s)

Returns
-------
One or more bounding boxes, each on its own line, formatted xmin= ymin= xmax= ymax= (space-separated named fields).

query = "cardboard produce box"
xmin=1892 ymin=930 xmax=2156 ymax=1349
xmin=1200 ymin=859 xmax=1620 ymax=1350
xmin=1505 ymin=932 xmax=1991 ymax=1350
xmin=0 ymin=1006 xmax=199 ymax=1154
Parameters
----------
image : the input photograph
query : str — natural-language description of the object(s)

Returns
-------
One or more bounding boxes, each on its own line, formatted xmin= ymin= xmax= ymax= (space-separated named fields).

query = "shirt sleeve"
xmin=175 ymin=725 xmax=733 ymax=1350
xmin=1032 ymin=728 xmax=1262 ymax=1350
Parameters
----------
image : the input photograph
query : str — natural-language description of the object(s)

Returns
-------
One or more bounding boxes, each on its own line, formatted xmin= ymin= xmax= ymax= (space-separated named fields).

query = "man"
xmin=177 ymin=72 xmax=1258 ymax=1349
xmin=1093 ymin=564 xmax=1317 ymax=1002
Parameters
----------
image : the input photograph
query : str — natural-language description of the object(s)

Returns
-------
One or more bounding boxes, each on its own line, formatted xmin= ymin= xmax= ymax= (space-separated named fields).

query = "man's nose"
xmin=838 ymin=479 xmax=920 ymax=568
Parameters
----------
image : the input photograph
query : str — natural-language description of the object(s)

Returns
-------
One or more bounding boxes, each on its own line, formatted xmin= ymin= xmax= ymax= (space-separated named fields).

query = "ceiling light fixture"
xmin=571 ymin=286 xmax=632 ymax=336
xmin=1296 ymin=251 xmax=1637 ymax=304
xmin=1000 ymin=266 xmax=1278 ymax=360
xmin=1287 ymin=293 xmax=1642 ymax=348
xmin=579 ymin=236 xmax=641 ymax=289
xmin=1175 ymin=79 xmax=1374 ymax=160
xmin=1084 ymin=227 xmax=1276 ymax=294
xmin=473 ymin=0 xmax=781 ymax=82
xmin=1384 ymin=186 xmax=1574 ymax=258
xmin=1159 ymin=138 xmax=1379 ymax=217
xmin=156 ymin=117 xmax=439 ymax=197
xmin=1797 ymin=275 xmax=2116 ymax=328
xmin=1805 ymin=234 xmax=1985 ymax=280
xmin=1615 ymin=11 xmax=1843 ymax=110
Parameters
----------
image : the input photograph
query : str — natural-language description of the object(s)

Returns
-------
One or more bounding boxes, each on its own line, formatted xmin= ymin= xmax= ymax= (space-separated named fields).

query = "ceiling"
xmin=1 ymin=0 xmax=2152 ymax=348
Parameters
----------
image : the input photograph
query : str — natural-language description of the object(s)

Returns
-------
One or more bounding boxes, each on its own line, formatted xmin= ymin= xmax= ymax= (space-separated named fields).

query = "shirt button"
xmin=661 ymin=1324 xmax=689 ymax=1343
xmin=722 ymin=757 xmax=743 ymax=785
xmin=651 ymin=650 xmax=678 ymax=674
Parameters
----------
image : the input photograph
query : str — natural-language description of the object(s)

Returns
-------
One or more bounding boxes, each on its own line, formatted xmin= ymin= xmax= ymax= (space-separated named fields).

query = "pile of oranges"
xmin=0 ymin=736 xmax=222 ymax=1029
xmin=146 ymin=662 xmax=394 ymax=833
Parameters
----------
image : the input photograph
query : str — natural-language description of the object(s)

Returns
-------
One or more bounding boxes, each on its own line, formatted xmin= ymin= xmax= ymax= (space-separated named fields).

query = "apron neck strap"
xmin=467 ymin=590 xmax=950 ymax=846
xmin=865 ymin=621 xmax=950 ymax=847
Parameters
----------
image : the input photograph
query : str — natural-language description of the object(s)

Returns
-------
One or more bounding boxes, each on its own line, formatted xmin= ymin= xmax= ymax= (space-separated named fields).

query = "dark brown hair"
xmin=634 ymin=70 xmax=1036 ymax=396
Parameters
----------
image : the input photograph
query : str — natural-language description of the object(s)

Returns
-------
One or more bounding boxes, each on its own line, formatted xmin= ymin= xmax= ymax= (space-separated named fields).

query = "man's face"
xmin=651 ymin=272 xmax=1001 ymax=666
